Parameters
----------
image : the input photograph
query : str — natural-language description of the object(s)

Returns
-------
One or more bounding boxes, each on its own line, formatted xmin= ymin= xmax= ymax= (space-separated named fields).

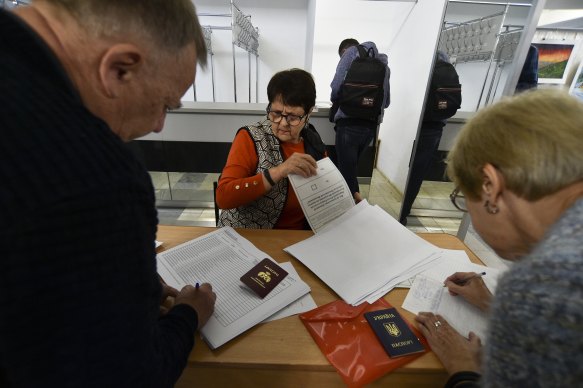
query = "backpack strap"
xmin=356 ymin=44 xmax=369 ymax=58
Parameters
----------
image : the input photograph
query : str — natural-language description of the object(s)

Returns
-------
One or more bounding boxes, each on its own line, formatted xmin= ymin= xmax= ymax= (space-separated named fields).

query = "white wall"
xmin=187 ymin=0 xmax=309 ymax=103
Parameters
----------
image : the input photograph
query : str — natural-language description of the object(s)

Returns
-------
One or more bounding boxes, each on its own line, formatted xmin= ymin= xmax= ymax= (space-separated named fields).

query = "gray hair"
xmin=447 ymin=89 xmax=583 ymax=200
xmin=41 ymin=0 xmax=207 ymax=66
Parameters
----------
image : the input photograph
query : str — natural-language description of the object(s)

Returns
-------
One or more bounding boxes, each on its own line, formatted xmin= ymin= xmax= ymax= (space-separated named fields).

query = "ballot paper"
xmin=157 ymin=227 xmax=311 ymax=349
xmin=402 ymin=254 xmax=506 ymax=341
xmin=284 ymin=200 xmax=442 ymax=306
xmin=287 ymin=157 xmax=355 ymax=233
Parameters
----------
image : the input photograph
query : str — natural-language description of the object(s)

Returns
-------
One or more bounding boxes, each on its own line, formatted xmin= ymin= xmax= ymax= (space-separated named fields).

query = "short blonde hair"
xmin=42 ymin=0 xmax=207 ymax=66
xmin=447 ymin=89 xmax=583 ymax=200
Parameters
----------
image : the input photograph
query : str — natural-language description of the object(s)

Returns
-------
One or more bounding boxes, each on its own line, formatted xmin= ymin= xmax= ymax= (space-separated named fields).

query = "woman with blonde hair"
xmin=415 ymin=89 xmax=583 ymax=387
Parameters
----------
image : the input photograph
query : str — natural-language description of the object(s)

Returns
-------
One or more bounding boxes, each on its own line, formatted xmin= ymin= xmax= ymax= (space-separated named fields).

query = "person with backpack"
xmin=330 ymin=38 xmax=391 ymax=203
xmin=399 ymin=51 xmax=462 ymax=225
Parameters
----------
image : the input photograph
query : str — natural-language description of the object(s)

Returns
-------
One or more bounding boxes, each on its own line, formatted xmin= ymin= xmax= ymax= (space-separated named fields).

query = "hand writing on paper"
xmin=444 ymin=272 xmax=492 ymax=312
xmin=415 ymin=313 xmax=482 ymax=375
xmin=175 ymin=283 xmax=217 ymax=330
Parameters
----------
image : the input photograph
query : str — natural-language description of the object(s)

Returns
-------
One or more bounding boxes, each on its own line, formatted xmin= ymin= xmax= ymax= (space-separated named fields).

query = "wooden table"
xmin=157 ymin=226 xmax=482 ymax=388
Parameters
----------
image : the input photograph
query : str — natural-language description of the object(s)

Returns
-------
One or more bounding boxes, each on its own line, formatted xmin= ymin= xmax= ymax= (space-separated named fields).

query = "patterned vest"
xmin=218 ymin=123 xmax=289 ymax=229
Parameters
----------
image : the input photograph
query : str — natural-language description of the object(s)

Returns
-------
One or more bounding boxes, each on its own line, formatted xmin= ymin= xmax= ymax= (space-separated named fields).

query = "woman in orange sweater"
xmin=216 ymin=68 xmax=327 ymax=229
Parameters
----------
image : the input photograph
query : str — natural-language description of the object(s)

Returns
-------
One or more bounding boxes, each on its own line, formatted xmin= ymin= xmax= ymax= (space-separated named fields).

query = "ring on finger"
xmin=434 ymin=320 xmax=442 ymax=328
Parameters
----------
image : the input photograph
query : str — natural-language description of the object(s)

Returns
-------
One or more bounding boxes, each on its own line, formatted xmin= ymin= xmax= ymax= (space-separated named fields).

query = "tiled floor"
xmin=151 ymin=169 xmax=509 ymax=270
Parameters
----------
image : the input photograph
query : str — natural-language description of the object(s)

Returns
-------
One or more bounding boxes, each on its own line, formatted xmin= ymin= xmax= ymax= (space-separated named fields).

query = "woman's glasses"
xmin=266 ymin=107 xmax=306 ymax=126
xmin=449 ymin=187 xmax=468 ymax=212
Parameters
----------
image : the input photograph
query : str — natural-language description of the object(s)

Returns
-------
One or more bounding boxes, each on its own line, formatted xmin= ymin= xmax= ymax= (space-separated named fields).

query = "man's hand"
xmin=159 ymin=278 xmax=178 ymax=316
xmin=175 ymin=283 xmax=217 ymax=330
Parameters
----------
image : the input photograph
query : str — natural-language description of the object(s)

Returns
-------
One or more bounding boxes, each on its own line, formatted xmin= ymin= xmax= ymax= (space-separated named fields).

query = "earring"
xmin=484 ymin=200 xmax=499 ymax=214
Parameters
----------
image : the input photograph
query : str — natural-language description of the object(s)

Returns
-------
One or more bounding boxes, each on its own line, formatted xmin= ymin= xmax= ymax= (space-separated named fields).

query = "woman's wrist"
xmin=263 ymin=169 xmax=276 ymax=186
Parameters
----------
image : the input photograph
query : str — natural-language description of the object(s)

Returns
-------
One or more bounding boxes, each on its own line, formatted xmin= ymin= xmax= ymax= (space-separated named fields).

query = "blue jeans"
xmin=335 ymin=123 xmax=376 ymax=195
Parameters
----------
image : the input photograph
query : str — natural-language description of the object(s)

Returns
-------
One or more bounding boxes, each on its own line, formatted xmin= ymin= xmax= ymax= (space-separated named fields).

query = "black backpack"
xmin=339 ymin=45 xmax=388 ymax=122
xmin=423 ymin=60 xmax=462 ymax=122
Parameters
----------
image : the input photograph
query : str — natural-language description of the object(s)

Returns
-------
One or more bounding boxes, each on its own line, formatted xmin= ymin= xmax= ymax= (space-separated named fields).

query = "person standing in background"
xmin=515 ymin=45 xmax=539 ymax=93
xmin=330 ymin=38 xmax=391 ymax=203
xmin=400 ymin=51 xmax=461 ymax=225
xmin=0 ymin=1 xmax=216 ymax=387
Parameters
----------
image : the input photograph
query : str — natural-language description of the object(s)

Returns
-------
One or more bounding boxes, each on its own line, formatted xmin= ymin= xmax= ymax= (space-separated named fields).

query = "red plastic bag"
xmin=300 ymin=299 xmax=428 ymax=387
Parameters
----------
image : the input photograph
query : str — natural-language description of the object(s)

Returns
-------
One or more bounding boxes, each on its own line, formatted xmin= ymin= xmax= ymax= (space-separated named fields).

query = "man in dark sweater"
xmin=0 ymin=1 xmax=215 ymax=387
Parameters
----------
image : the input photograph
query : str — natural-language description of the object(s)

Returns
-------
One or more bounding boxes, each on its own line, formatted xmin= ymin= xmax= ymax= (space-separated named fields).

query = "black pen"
xmin=465 ymin=271 xmax=486 ymax=282
xmin=443 ymin=271 xmax=486 ymax=287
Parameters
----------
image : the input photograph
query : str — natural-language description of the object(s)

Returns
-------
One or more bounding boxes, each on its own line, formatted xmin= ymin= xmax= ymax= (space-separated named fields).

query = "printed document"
xmin=157 ymin=227 xmax=311 ymax=349
xmin=287 ymin=157 xmax=354 ymax=233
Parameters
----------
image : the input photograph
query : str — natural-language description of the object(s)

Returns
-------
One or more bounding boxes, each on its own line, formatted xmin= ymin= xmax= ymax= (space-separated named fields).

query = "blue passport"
xmin=364 ymin=308 xmax=425 ymax=358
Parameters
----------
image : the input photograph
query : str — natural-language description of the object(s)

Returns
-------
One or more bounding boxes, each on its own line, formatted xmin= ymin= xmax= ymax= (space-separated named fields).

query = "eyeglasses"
xmin=266 ymin=106 xmax=306 ymax=126
xmin=449 ymin=187 xmax=468 ymax=212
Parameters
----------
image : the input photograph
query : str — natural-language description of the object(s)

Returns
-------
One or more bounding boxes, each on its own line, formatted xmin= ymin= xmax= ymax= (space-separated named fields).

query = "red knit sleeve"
xmin=216 ymin=130 xmax=266 ymax=209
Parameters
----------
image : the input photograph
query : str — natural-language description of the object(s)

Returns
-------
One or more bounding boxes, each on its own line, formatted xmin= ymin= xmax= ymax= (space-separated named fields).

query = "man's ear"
xmin=98 ymin=44 xmax=143 ymax=98
xmin=481 ymin=163 xmax=504 ymax=201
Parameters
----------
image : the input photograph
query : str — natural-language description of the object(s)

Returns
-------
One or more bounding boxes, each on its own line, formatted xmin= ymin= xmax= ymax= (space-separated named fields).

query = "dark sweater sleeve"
xmin=1 ymin=9 xmax=199 ymax=387
xmin=444 ymin=371 xmax=481 ymax=388
xmin=2 ymin=183 xmax=199 ymax=388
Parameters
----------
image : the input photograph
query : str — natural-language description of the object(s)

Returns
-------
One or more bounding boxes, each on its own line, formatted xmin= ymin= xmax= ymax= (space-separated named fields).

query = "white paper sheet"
xmin=409 ymin=252 xmax=503 ymax=294
xmin=284 ymin=201 xmax=442 ymax=305
xmin=403 ymin=276 xmax=490 ymax=340
xmin=287 ymin=157 xmax=355 ymax=233
xmin=262 ymin=262 xmax=317 ymax=322
xmin=402 ymin=255 xmax=506 ymax=341
xmin=157 ymin=227 xmax=310 ymax=349
xmin=394 ymin=249 xmax=471 ymax=288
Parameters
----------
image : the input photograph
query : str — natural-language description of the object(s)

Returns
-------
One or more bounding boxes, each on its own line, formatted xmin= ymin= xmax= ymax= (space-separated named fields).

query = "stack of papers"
xmin=284 ymin=200 xmax=443 ymax=306
xmin=156 ymin=227 xmax=312 ymax=349
xmin=402 ymin=251 xmax=505 ymax=341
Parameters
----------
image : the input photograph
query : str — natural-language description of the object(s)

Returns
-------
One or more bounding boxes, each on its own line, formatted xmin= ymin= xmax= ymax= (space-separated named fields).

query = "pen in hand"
xmin=195 ymin=282 xmax=200 ymax=290
xmin=443 ymin=271 xmax=486 ymax=287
